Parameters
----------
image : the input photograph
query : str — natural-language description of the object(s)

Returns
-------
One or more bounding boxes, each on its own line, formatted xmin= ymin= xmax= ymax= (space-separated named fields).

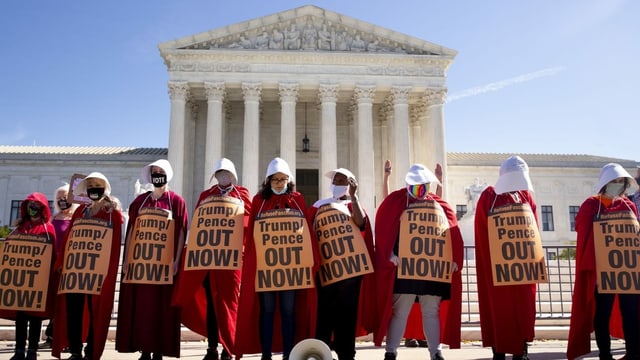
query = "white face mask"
xmin=215 ymin=171 xmax=233 ymax=187
xmin=271 ymin=186 xmax=288 ymax=195
xmin=330 ymin=184 xmax=349 ymax=200
xmin=604 ymin=182 xmax=625 ymax=198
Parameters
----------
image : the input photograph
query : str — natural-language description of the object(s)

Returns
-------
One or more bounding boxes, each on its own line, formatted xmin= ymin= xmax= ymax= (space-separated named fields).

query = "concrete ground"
xmin=0 ymin=339 xmax=628 ymax=360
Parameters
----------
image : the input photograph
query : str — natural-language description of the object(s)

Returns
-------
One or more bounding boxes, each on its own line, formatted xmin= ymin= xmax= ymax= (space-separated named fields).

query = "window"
xmin=541 ymin=205 xmax=554 ymax=231
xmin=569 ymin=206 xmax=580 ymax=231
xmin=456 ymin=204 xmax=467 ymax=220
xmin=9 ymin=200 xmax=22 ymax=226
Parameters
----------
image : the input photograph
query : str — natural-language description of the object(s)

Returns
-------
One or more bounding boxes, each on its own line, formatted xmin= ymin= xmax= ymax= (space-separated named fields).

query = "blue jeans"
xmin=258 ymin=290 xmax=296 ymax=359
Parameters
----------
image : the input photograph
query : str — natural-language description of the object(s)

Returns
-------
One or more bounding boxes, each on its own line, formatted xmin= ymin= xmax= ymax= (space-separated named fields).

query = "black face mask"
xmin=150 ymin=173 xmax=167 ymax=188
xmin=87 ymin=187 xmax=105 ymax=201
xmin=57 ymin=199 xmax=71 ymax=210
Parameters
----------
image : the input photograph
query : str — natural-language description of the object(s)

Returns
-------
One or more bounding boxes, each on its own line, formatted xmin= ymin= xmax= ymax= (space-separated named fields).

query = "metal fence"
xmin=460 ymin=245 xmax=576 ymax=324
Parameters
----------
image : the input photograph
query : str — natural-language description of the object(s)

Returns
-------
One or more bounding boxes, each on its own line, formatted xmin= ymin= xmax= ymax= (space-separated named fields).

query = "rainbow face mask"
xmin=406 ymin=183 xmax=430 ymax=199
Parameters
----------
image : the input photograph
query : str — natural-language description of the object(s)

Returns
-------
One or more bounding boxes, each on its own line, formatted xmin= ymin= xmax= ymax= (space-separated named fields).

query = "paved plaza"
xmin=0 ymin=339 xmax=627 ymax=360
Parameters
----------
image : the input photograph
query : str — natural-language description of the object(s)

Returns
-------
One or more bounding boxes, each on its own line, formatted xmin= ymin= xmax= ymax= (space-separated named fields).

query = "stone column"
xmin=167 ymin=81 xmax=190 ymax=196
xmin=426 ymin=88 xmax=448 ymax=199
xmin=391 ymin=86 xmax=412 ymax=190
xmin=204 ymin=81 xmax=226 ymax=187
xmin=354 ymin=85 xmax=376 ymax=217
xmin=318 ymin=83 xmax=339 ymax=199
xmin=278 ymin=83 xmax=299 ymax=176
xmin=242 ymin=82 xmax=262 ymax=194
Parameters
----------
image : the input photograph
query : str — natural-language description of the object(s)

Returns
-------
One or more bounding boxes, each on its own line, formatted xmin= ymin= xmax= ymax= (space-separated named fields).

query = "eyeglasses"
xmin=270 ymin=177 xmax=289 ymax=184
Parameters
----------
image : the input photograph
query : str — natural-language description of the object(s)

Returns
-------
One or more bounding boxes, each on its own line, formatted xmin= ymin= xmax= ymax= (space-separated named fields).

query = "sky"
xmin=1 ymin=0 xmax=639 ymax=161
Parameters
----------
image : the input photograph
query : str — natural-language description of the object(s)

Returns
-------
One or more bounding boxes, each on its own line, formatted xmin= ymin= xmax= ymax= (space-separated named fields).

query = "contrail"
xmin=446 ymin=66 xmax=565 ymax=103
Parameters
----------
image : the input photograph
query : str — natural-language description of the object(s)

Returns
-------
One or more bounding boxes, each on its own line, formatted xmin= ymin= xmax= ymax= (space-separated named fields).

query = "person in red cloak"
xmin=173 ymin=158 xmax=251 ymax=360
xmin=567 ymin=163 xmax=640 ymax=360
xmin=382 ymin=160 xmax=444 ymax=349
xmin=307 ymin=168 xmax=375 ymax=360
xmin=52 ymin=172 xmax=124 ymax=360
xmin=235 ymin=157 xmax=319 ymax=360
xmin=116 ymin=160 xmax=188 ymax=360
xmin=0 ymin=192 xmax=56 ymax=360
xmin=374 ymin=164 xmax=463 ymax=360
xmin=474 ymin=156 xmax=538 ymax=359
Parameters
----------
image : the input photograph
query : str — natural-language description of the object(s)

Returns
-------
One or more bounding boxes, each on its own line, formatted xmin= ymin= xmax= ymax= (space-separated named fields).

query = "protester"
xmin=0 ymin=193 xmax=56 ymax=360
xmin=52 ymin=172 xmax=124 ymax=360
xmin=235 ymin=157 xmax=319 ymax=360
xmin=567 ymin=163 xmax=640 ymax=360
xmin=474 ymin=155 xmax=542 ymax=360
xmin=116 ymin=160 xmax=188 ymax=360
xmin=309 ymin=168 xmax=375 ymax=360
xmin=374 ymin=164 xmax=463 ymax=360
xmin=173 ymin=158 xmax=251 ymax=360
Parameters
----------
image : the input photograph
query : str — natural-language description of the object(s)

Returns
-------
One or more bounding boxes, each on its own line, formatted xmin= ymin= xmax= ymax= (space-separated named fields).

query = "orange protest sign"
xmin=314 ymin=203 xmax=372 ymax=286
xmin=58 ymin=218 xmax=113 ymax=295
xmin=594 ymin=210 xmax=640 ymax=294
xmin=184 ymin=195 xmax=244 ymax=271
xmin=123 ymin=207 xmax=175 ymax=284
xmin=398 ymin=201 xmax=453 ymax=283
xmin=488 ymin=203 xmax=547 ymax=286
xmin=0 ymin=234 xmax=53 ymax=311
xmin=253 ymin=208 xmax=314 ymax=292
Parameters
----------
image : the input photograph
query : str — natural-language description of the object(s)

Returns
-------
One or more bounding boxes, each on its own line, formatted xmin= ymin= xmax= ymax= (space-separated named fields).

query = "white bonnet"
xmin=75 ymin=172 xmax=112 ymax=196
xmin=141 ymin=159 xmax=173 ymax=184
xmin=494 ymin=156 xmax=533 ymax=194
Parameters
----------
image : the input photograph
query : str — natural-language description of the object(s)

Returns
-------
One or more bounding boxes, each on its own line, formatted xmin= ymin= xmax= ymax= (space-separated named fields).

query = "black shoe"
xmin=152 ymin=354 xmax=163 ymax=360
xmin=38 ymin=338 xmax=52 ymax=349
xmin=404 ymin=338 xmax=419 ymax=347
xmin=432 ymin=352 xmax=445 ymax=360
xmin=139 ymin=353 xmax=152 ymax=360
xmin=10 ymin=350 xmax=26 ymax=360
xmin=26 ymin=350 xmax=37 ymax=360
xmin=491 ymin=348 xmax=506 ymax=360
xmin=220 ymin=349 xmax=231 ymax=360
xmin=203 ymin=349 xmax=219 ymax=360
xmin=418 ymin=339 xmax=429 ymax=348
xmin=384 ymin=352 xmax=396 ymax=360
xmin=67 ymin=355 xmax=83 ymax=360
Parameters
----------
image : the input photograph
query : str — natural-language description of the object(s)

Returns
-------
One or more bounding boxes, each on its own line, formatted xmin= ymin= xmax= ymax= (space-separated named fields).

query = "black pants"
xmin=66 ymin=293 xmax=94 ymax=356
xmin=594 ymin=290 xmax=640 ymax=357
xmin=15 ymin=312 xmax=42 ymax=351
xmin=316 ymin=276 xmax=362 ymax=360
xmin=258 ymin=290 xmax=296 ymax=359
xmin=203 ymin=274 xmax=220 ymax=349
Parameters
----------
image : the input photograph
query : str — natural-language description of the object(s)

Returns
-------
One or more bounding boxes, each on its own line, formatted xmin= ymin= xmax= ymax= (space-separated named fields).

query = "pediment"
xmin=159 ymin=5 xmax=456 ymax=57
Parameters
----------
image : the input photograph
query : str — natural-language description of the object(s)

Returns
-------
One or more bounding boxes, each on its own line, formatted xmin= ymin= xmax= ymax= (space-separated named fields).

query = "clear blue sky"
xmin=1 ymin=1 xmax=638 ymax=161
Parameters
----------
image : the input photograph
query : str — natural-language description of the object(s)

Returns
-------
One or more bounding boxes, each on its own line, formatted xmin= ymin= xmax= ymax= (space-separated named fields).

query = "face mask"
xmin=87 ymin=187 xmax=106 ymax=201
xmin=215 ymin=172 xmax=233 ymax=187
xmin=407 ymin=183 xmax=430 ymax=200
xmin=57 ymin=199 xmax=71 ymax=210
xmin=27 ymin=203 xmax=41 ymax=218
xmin=330 ymin=184 xmax=349 ymax=200
xmin=604 ymin=182 xmax=625 ymax=198
xmin=271 ymin=186 xmax=288 ymax=195
xmin=150 ymin=173 xmax=167 ymax=188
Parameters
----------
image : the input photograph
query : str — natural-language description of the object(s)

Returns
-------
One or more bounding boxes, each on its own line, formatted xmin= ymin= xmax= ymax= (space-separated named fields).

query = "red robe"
xmin=474 ymin=186 xmax=538 ymax=355
xmin=372 ymin=189 xmax=463 ymax=349
xmin=234 ymin=191 xmax=320 ymax=358
xmin=52 ymin=203 xmax=123 ymax=360
xmin=0 ymin=192 xmax=57 ymax=320
xmin=172 ymin=185 xmax=251 ymax=355
xmin=306 ymin=199 xmax=377 ymax=336
xmin=566 ymin=195 xmax=634 ymax=359
xmin=116 ymin=190 xmax=188 ymax=357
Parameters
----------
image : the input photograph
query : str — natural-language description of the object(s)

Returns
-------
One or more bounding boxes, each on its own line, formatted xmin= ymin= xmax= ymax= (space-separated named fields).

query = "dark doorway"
xmin=296 ymin=169 xmax=319 ymax=208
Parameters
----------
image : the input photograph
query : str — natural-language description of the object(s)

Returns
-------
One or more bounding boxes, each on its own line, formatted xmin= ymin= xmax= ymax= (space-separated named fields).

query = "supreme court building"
xmin=158 ymin=5 xmax=456 ymax=216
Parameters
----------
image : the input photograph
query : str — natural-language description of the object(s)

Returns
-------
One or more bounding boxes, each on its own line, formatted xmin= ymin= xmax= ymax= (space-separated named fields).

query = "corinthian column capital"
xmin=278 ymin=82 xmax=299 ymax=103
xmin=318 ymin=83 xmax=339 ymax=103
xmin=204 ymin=81 xmax=226 ymax=101
xmin=390 ymin=86 xmax=411 ymax=105
xmin=426 ymin=88 xmax=447 ymax=106
xmin=168 ymin=81 xmax=190 ymax=101
xmin=242 ymin=82 xmax=263 ymax=102
xmin=353 ymin=84 xmax=376 ymax=104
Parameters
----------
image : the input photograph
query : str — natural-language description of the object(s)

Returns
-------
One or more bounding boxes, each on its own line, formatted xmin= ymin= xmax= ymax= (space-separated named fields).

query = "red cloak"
xmin=0 ymin=192 xmax=57 ymax=320
xmin=172 ymin=185 xmax=251 ymax=355
xmin=566 ymin=195 xmax=633 ymax=359
xmin=52 ymin=203 xmax=123 ymax=360
xmin=234 ymin=191 xmax=320 ymax=358
xmin=306 ymin=199 xmax=377 ymax=336
xmin=115 ymin=190 xmax=188 ymax=357
xmin=474 ymin=186 xmax=538 ymax=355
xmin=372 ymin=189 xmax=463 ymax=349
